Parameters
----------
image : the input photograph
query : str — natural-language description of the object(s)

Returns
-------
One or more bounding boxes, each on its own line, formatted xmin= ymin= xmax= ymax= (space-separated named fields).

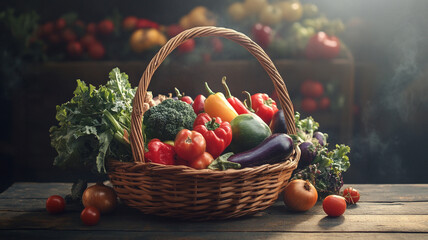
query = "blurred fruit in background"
xmin=24 ymin=0 xmax=346 ymax=62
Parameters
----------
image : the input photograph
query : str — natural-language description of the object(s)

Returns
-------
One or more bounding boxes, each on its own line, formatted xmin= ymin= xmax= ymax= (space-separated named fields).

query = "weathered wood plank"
xmin=1 ymin=231 xmax=427 ymax=240
xmin=2 ymin=183 xmax=428 ymax=202
xmin=0 ymin=210 xmax=427 ymax=233
xmin=0 ymin=182 xmax=71 ymax=199
xmin=2 ymin=198 xmax=428 ymax=216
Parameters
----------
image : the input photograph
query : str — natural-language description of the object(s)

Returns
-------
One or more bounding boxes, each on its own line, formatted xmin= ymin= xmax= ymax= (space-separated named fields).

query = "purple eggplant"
xmin=313 ymin=131 xmax=326 ymax=146
xmin=269 ymin=109 xmax=288 ymax=134
xmin=298 ymin=141 xmax=317 ymax=169
xmin=228 ymin=133 xmax=294 ymax=168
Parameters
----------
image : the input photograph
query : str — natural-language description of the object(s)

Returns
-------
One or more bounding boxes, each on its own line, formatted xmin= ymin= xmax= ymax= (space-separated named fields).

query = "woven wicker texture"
xmin=108 ymin=26 xmax=300 ymax=220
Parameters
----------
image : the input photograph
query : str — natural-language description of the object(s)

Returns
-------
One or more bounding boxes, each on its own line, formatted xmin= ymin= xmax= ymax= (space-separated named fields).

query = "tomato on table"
xmin=343 ymin=187 xmax=360 ymax=204
xmin=81 ymin=206 xmax=100 ymax=226
xmin=323 ymin=195 xmax=347 ymax=217
xmin=46 ymin=195 xmax=65 ymax=214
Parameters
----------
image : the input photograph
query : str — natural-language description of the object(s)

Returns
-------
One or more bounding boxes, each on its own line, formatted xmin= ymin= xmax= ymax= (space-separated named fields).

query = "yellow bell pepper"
xmin=204 ymin=81 xmax=238 ymax=123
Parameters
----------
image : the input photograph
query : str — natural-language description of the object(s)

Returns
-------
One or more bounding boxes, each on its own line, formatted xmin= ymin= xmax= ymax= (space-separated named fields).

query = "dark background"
xmin=1 ymin=0 xmax=428 ymax=192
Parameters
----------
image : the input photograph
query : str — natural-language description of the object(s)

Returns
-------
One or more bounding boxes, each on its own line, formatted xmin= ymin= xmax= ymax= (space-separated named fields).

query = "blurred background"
xmin=1 ymin=0 xmax=427 ymax=192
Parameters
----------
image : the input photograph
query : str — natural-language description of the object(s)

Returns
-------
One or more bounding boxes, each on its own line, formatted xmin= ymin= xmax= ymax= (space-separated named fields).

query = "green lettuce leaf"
xmin=49 ymin=67 xmax=135 ymax=174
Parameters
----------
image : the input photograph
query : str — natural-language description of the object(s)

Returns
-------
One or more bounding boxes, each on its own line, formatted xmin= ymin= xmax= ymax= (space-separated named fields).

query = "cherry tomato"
xmin=88 ymin=42 xmax=105 ymax=60
xmin=343 ymin=187 xmax=360 ymax=204
xmin=66 ymin=41 xmax=83 ymax=58
xmin=174 ymin=129 xmax=206 ymax=161
xmin=283 ymin=179 xmax=318 ymax=212
xmin=86 ymin=22 xmax=97 ymax=35
xmin=41 ymin=22 xmax=55 ymax=36
xmin=319 ymin=97 xmax=331 ymax=110
xmin=178 ymin=39 xmax=195 ymax=53
xmin=55 ymin=18 xmax=66 ymax=31
xmin=98 ymin=19 xmax=114 ymax=35
xmin=301 ymin=98 xmax=317 ymax=113
xmin=189 ymin=152 xmax=214 ymax=170
xmin=300 ymin=80 xmax=324 ymax=98
xmin=122 ymin=16 xmax=138 ymax=31
xmin=46 ymin=195 xmax=65 ymax=214
xmin=80 ymin=34 xmax=97 ymax=49
xmin=323 ymin=195 xmax=347 ymax=217
xmin=80 ymin=206 xmax=100 ymax=226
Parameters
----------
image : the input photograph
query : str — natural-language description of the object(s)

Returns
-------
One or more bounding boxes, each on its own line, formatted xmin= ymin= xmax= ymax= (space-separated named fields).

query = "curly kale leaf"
xmin=291 ymin=112 xmax=351 ymax=199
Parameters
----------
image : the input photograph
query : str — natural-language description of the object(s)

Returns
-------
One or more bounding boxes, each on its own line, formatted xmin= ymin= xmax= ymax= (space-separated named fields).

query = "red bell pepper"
xmin=250 ymin=92 xmax=278 ymax=125
xmin=305 ymin=32 xmax=341 ymax=60
xmin=174 ymin=87 xmax=193 ymax=105
xmin=193 ymin=113 xmax=232 ymax=159
xmin=192 ymin=94 xmax=206 ymax=114
xmin=221 ymin=77 xmax=251 ymax=115
xmin=144 ymin=139 xmax=176 ymax=165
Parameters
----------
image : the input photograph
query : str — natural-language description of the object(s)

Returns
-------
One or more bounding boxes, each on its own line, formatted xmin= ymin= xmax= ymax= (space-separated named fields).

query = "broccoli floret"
xmin=143 ymin=99 xmax=196 ymax=141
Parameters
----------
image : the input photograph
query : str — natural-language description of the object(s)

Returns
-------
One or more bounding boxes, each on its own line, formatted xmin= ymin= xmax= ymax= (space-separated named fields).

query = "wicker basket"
xmin=108 ymin=26 xmax=301 ymax=220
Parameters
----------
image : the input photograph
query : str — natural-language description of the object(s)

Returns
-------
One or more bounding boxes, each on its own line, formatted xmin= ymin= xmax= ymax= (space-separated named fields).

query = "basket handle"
xmin=131 ymin=26 xmax=296 ymax=163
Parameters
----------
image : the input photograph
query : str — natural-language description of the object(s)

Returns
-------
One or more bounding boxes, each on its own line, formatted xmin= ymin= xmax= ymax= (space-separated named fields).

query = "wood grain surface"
xmin=1 ymin=183 xmax=427 ymax=240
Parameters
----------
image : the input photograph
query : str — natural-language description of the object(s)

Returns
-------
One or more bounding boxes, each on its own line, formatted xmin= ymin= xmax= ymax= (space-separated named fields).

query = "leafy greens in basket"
xmin=49 ymin=68 xmax=134 ymax=174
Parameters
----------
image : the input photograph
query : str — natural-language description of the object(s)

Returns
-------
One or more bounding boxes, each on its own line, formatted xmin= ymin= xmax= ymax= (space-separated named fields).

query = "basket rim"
xmin=108 ymin=145 xmax=301 ymax=176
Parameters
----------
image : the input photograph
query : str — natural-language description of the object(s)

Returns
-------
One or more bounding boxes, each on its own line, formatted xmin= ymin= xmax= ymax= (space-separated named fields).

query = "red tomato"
xmin=55 ymin=18 xmax=66 ymax=31
xmin=189 ymin=152 xmax=214 ymax=169
xmin=166 ymin=24 xmax=184 ymax=38
xmin=48 ymin=33 xmax=61 ymax=44
xmin=74 ymin=20 xmax=86 ymax=30
xmin=80 ymin=206 xmax=100 ymax=226
xmin=174 ymin=129 xmax=206 ymax=161
xmin=122 ymin=16 xmax=138 ymax=31
xmin=300 ymin=80 xmax=324 ymax=98
xmin=283 ymin=179 xmax=318 ymax=212
xmin=86 ymin=22 xmax=97 ymax=35
xmin=211 ymin=37 xmax=223 ymax=53
xmin=178 ymin=39 xmax=195 ymax=53
xmin=343 ymin=187 xmax=360 ymax=204
xmin=61 ymin=28 xmax=77 ymax=43
xmin=42 ymin=22 xmax=55 ymax=36
xmin=252 ymin=23 xmax=272 ymax=49
xmin=305 ymin=32 xmax=341 ymax=60
xmin=301 ymin=98 xmax=317 ymax=113
xmin=98 ymin=19 xmax=114 ymax=35
xmin=67 ymin=41 xmax=83 ymax=58
xmin=323 ymin=195 xmax=347 ymax=217
xmin=319 ymin=96 xmax=331 ymax=110
xmin=46 ymin=195 xmax=65 ymax=214
xmin=88 ymin=42 xmax=105 ymax=60
xmin=80 ymin=34 xmax=97 ymax=49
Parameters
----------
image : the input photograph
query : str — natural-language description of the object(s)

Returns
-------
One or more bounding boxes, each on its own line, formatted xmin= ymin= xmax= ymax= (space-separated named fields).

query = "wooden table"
xmin=1 ymin=183 xmax=427 ymax=239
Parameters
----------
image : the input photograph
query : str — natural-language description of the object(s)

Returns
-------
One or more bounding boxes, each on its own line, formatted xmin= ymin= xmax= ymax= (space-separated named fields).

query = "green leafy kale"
xmin=291 ymin=112 xmax=351 ymax=199
xmin=49 ymin=68 xmax=135 ymax=174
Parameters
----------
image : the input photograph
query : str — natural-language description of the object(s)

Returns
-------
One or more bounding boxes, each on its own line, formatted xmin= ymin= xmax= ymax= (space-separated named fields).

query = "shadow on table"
xmin=318 ymin=215 xmax=345 ymax=229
